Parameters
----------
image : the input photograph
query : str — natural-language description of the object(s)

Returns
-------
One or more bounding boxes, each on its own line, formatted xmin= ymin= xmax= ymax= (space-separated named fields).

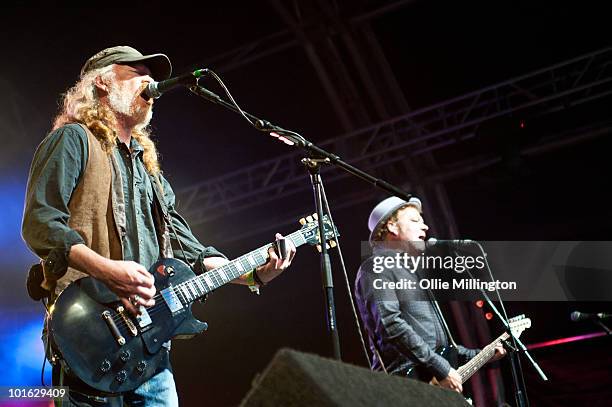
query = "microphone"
xmin=144 ymin=68 xmax=208 ymax=100
xmin=426 ymin=237 xmax=474 ymax=250
xmin=570 ymin=311 xmax=612 ymax=322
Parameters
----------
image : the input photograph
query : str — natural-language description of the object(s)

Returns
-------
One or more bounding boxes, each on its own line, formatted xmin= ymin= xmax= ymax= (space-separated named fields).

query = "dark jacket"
xmin=355 ymin=246 xmax=478 ymax=380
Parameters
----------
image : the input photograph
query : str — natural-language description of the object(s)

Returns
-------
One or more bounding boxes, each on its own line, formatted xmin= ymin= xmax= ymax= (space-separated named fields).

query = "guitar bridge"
xmin=116 ymin=306 xmax=138 ymax=336
xmin=101 ymin=310 xmax=125 ymax=346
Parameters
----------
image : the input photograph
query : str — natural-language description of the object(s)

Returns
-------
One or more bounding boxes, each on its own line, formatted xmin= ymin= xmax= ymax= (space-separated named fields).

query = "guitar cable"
xmin=41 ymin=298 xmax=50 ymax=387
xmin=41 ymin=297 xmax=65 ymax=406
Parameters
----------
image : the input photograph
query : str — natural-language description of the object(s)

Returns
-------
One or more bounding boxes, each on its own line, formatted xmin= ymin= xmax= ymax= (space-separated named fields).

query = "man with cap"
xmin=354 ymin=196 xmax=504 ymax=394
xmin=22 ymin=46 xmax=295 ymax=406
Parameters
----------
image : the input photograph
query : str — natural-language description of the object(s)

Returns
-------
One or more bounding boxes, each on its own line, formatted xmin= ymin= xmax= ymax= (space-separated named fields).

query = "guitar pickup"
xmin=161 ymin=287 xmax=184 ymax=314
xmin=136 ymin=307 xmax=152 ymax=329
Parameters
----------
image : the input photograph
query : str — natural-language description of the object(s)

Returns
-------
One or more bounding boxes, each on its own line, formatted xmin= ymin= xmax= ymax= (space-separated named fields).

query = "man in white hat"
xmin=354 ymin=196 xmax=504 ymax=394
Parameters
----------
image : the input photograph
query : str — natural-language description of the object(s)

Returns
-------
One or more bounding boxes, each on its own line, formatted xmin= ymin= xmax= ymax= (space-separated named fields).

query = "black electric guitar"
xmin=406 ymin=315 xmax=532 ymax=385
xmin=49 ymin=214 xmax=337 ymax=393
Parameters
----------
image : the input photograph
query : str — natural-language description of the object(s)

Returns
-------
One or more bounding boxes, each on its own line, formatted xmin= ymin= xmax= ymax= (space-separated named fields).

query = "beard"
xmin=107 ymin=80 xmax=153 ymax=128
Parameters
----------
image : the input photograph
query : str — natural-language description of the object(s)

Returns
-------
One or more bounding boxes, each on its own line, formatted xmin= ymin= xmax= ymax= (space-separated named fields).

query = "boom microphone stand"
xmin=188 ymin=76 xmax=414 ymax=360
xmin=302 ymin=157 xmax=341 ymax=359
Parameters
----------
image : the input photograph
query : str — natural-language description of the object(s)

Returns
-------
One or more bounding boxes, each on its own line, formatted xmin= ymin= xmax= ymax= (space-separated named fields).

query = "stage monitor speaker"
xmin=240 ymin=348 xmax=469 ymax=407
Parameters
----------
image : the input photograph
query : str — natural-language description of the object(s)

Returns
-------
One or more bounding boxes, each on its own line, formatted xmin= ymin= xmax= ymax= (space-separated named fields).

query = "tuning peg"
xmin=509 ymin=314 xmax=525 ymax=323
xmin=316 ymin=244 xmax=322 ymax=252
xmin=329 ymin=240 xmax=337 ymax=248
xmin=313 ymin=213 xmax=318 ymax=220
xmin=306 ymin=215 xmax=314 ymax=223
xmin=299 ymin=217 xmax=306 ymax=225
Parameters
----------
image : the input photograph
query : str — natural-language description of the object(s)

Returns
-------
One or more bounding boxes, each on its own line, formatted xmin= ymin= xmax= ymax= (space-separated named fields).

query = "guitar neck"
xmin=457 ymin=332 xmax=509 ymax=384
xmin=177 ymin=230 xmax=306 ymax=303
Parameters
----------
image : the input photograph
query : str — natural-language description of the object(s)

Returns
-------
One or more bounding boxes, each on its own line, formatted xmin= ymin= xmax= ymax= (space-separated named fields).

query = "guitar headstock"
xmin=298 ymin=213 xmax=339 ymax=251
xmin=508 ymin=314 xmax=532 ymax=339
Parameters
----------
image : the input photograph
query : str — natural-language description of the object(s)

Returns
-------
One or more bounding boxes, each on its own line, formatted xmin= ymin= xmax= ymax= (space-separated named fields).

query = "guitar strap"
xmin=431 ymin=299 xmax=459 ymax=347
xmin=361 ymin=312 xmax=388 ymax=373
xmin=148 ymin=173 xmax=189 ymax=263
xmin=371 ymin=340 xmax=389 ymax=374
xmin=414 ymin=267 xmax=459 ymax=347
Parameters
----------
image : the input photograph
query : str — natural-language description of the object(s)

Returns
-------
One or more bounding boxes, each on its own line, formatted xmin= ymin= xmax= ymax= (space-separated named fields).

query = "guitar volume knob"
xmin=99 ymin=359 xmax=111 ymax=373
xmin=115 ymin=370 xmax=127 ymax=383
xmin=136 ymin=361 xmax=147 ymax=374
xmin=120 ymin=350 xmax=131 ymax=362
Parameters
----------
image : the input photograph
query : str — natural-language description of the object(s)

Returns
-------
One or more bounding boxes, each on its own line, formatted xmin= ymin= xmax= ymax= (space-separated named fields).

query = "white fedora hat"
xmin=368 ymin=196 xmax=422 ymax=243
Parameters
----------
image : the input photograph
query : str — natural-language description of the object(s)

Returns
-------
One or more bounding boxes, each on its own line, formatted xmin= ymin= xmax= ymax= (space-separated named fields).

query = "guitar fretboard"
xmin=169 ymin=231 xmax=305 ymax=304
xmin=457 ymin=332 xmax=509 ymax=383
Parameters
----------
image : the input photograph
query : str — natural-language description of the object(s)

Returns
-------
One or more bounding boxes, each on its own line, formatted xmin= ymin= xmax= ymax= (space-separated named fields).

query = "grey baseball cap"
xmin=368 ymin=196 xmax=422 ymax=243
xmin=80 ymin=45 xmax=172 ymax=80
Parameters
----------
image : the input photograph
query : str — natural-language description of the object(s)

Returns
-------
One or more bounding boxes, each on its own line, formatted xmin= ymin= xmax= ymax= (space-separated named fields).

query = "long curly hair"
xmin=53 ymin=66 xmax=161 ymax=174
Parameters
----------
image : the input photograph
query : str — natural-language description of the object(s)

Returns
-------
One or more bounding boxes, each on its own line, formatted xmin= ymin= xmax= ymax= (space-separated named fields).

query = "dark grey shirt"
xmin=355 ymin=246 xmax=478 ymax=380
xmin=22 ymin=124 xmax=225 ymax=277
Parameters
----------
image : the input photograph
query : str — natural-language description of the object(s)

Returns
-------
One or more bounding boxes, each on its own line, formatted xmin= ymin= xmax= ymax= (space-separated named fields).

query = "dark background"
xmin=1 ymin=1 xmax=611 ymax=406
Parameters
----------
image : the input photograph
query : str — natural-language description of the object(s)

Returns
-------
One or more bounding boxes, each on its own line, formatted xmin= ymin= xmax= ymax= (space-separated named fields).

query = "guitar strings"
xmin=458 ymin=341 xmax=498 ymax=379
xmin=107 ymin=255 xmax=250 ymax=325
xmin=106 ymin=231 xmax=306 ymax=330
xmin=106 ymin=238 xmax=285 ymax=325
xmin=106 ymin=254 xmax=262 ymax=326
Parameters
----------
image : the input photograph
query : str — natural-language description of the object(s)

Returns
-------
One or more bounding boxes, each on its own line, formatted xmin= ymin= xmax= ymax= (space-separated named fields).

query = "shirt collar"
xmin=130 ymin=137 xmax=144 ymax=154
xmin=116 ymin=137 xmax=145 ymax=156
